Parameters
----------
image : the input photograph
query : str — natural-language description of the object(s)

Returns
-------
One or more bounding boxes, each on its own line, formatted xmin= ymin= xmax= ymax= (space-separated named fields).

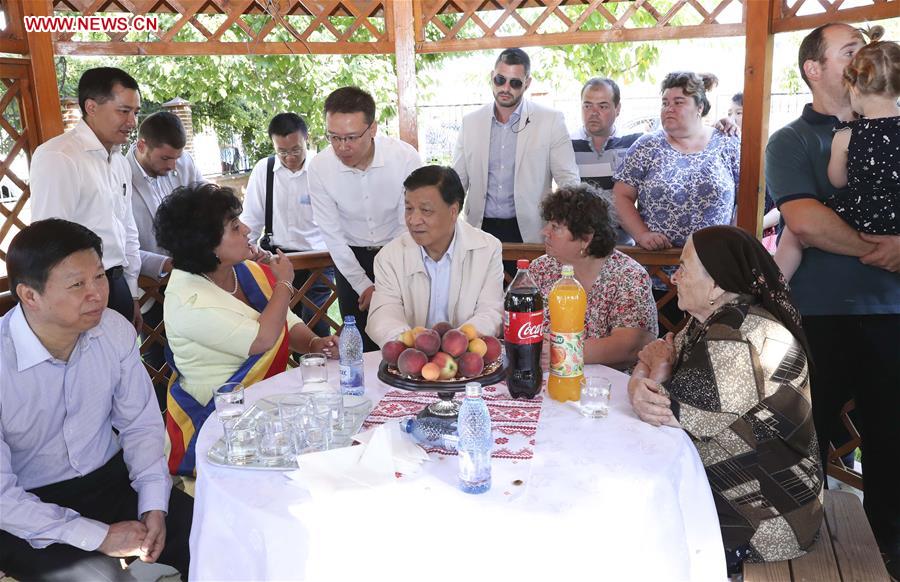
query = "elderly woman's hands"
xmin=635 ymin=231 xmax=673 ymax=250
xmin=628 ymin=376 xmax=675 ymax=427
xmin=638 ymin=333 xmax=676 ymax=370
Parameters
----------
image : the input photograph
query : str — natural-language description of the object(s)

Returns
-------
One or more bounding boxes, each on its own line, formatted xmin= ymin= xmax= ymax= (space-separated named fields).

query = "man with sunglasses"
xmin=309 ymin=87 xmax=422 ymax=351
xmin=242 ymin=112 xmax=333 ymax=338
xmin=453 ymin=48 xmax=579 ymax=250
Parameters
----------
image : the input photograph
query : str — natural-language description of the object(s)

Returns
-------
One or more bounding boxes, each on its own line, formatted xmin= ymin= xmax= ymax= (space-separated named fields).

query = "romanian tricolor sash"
xmin=165 ymin=260 xmax=291 ymax=476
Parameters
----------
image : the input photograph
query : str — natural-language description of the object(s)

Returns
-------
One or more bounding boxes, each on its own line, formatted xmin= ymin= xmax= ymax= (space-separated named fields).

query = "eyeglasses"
xmin=493 ymin=74 xmax=525 ymax=90
xmin=275 ymin=146 xmax=304 ymax=157
xmin=325 ymin=121 xmax=374 ymax=146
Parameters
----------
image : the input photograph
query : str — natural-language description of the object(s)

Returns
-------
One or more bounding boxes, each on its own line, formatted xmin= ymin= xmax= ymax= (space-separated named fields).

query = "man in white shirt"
xmin=309 ymin=87 xmax=422 ymax=351
xmin=453 ymin=48 xmax=579 ymax=249
xmin=0 ymin=219 xmax=193 ymax=581
xmin=242 ymin=113 xmax=333 ymax=337
xmin=128 ymin=111 xmax=206 ymax=408
xmin=30 ymin=67 xmax=143 ymax=330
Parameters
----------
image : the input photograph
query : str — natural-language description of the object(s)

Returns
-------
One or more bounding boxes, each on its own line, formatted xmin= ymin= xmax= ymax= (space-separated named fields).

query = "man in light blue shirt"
xmin=420 ymin=235 xmax=456 ymax=327
xmin=453 ymin=48 xmax=579 ymax=274
xmin=0 ymin=219 xmax=192 ymax=581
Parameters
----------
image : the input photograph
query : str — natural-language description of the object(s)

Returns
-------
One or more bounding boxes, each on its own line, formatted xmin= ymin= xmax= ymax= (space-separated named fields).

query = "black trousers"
xmin=482 ymin=217 xmax=522 ymax=279
xmin=335 ymin=246 xmax=380 ymax=352
xmin=106 ymin=267 xmax=134 ymax=323
xmin=803 ymin=314 xmax=900 ymax=558
xmin=0 ymin=451 xmax=194 ymax=581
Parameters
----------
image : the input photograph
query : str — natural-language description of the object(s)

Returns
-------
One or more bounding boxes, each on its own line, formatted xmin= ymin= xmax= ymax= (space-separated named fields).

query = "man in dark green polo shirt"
xmin=766 ymin=22 xmax=900 ymax=576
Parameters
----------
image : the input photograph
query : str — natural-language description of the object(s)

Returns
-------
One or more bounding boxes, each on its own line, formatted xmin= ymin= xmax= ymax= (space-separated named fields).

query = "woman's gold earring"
xmin=708 ymin=298 xmax=714 ymax=305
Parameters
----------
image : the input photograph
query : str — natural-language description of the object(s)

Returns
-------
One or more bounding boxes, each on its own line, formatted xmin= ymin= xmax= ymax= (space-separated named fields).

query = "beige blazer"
xmin=366 ymin=221 xmax=504 ymax=347
xmin=452 ymin=99 xmax=580 ymax=243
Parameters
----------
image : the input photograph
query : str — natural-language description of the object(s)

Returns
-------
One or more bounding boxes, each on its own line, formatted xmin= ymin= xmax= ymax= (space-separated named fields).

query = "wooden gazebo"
xmin=0 ymin=0 xmax=896 ymax=488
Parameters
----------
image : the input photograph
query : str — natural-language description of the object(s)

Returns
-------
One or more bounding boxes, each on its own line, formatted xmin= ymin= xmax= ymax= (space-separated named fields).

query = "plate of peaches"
xmin=377 ymin=322 xmax=506 ymax=392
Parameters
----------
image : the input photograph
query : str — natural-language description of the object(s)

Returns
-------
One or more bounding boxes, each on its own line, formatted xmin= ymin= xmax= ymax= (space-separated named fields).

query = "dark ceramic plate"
xmin=377 ymin=358 xmax=506 ymax=393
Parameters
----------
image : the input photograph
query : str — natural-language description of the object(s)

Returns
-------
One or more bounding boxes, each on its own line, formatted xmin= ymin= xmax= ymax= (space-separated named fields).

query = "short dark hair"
xmin=495 ymin=48 xmax=531 ymax=77
xmin=581 ymin=77 xmax=621 ymax=107
xmin=78 ymin=67 xmax=140 ymax=115
xmin=324 ymin=87 xmax=376 ymax=125
xmin=403 ymin=165 xmax=466 ymax=210
xmin=7 ymin=219 xmax=103 ymax=302
xmin=268 ymin=112 xmax=309 ymax=139
xmin=138 ymin=111 xmax=186 ymax=150
xmin=797 ymin=23 xmax=843 ymax=88
xmin=731 ymin=92 xmax=743 ymax=106
xmin=540 ymin=184 xmax=616 ymax=259
xmin=660 ymin=71 xmax=717 ymax=117
xmin=154 ymin=183 xmax=243 ymax=275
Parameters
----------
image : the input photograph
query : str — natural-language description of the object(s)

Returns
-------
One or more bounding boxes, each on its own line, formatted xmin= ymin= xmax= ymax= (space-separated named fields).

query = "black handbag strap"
xmin=264 ymin=155 xmax=275 ymax=240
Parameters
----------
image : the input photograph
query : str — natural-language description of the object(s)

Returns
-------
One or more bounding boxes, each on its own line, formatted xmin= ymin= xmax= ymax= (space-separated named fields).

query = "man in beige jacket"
xmin=367 ymin=166 xmax=504 ymax=347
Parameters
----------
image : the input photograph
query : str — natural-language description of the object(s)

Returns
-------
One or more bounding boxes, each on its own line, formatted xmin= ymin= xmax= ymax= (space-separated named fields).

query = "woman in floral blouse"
xmin=612 ymin=71 xmax=740 ymax=251
xmin=530 ymin=184 xmax=657 ymax=370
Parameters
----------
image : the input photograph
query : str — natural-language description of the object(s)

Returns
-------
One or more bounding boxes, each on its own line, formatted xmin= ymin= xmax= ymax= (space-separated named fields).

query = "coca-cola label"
xmin=504 ymin=311 xmax=543 ymax=344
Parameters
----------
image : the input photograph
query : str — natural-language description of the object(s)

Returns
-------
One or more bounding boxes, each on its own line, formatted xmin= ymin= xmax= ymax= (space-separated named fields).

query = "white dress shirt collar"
xmin=72 ymin=119 xmax=113 ymax=158
xmin=336 ymin=135 xmax=387 ymax=173
xmin=9 ymin=304 xmax=102 ymax=372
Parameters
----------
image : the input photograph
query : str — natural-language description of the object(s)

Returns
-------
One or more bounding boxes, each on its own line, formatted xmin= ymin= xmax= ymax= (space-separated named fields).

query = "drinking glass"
xmin=313 ymin=392 xmax=345 ymax=431
xmin=580 ymin=376 xmax=611 ymax=418
xmin=300 ymin=353 xmax=329 ymax=390
xmin=258 ymin=414 xmax=294 ymax=466
xmin=225 ymin=422 xmax=258 ymax=464
xmin=278 ymin=393 xmax=312 ymax=423
xmin=214 ymin=383 xmax=245 ymax=424
xmin=303 ymin=408 xmax=334 ymax=452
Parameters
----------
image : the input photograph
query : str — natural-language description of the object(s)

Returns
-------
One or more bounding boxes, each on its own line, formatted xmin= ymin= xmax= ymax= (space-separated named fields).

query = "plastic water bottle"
xmin=401 ymin=417 xmax=459 ymax=450
xmin=339 ymin=316 xmax=365 ymax=396
xmin=457 ymin=382 xmax=492 ymax=494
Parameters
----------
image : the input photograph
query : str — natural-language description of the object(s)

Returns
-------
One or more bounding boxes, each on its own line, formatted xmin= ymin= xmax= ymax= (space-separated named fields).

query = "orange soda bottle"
xmin=547 ymin=264 xmax=587 ymax=402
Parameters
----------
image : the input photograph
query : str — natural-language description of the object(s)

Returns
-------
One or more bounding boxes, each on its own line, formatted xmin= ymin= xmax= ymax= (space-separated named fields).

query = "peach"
xmin=421 ymin=362 xmax=441 ymax=381
xmin=441 ymin=329 xmax=468 ymax=358
xmin=397 ymin=348 xmax=428 ymax=377
xmin=459 ymin=323 xmax=479 ymax=341
xmin=458 ymin=352 xmax=484 ymax=378
xmin=399 ymin=329 xmax=416 ymax=348
xmin=430 ymin=352 xmax=458 ymax=380
xmin=432 ymin=321 xmax=452 ymax=337
xmin=482 ymin=336 xmax=502 ymax=363
xmin=381 ymin=340 xmax=407 ymax=366
xmin=412 ymin=326 xmax=427 ymax=337
xmin=467 ymin=337 xmax=487 ymax=357
xmin=414 ymin=329 xmax=441 ymax=356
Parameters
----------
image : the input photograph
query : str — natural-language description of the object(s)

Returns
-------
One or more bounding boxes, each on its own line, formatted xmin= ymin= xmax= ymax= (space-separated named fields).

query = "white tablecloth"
xmin=190 ymin=352 xmax=726 ymax=581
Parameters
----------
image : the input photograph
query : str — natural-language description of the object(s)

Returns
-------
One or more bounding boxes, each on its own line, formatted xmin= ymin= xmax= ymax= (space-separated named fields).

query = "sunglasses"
xmin=493 ymin=74 xmax=525 ymax=90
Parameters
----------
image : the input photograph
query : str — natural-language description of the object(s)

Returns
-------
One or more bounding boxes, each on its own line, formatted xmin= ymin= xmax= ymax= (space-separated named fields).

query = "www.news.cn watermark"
xmin=24 ymin=15 xmax=159 ymax=33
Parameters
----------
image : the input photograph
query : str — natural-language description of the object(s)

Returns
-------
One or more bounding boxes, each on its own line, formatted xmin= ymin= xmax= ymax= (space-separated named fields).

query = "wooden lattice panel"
xmin=0 ymin=59 xmax=37 ymax=283
xmin=51 ymin=0 xmax=392 ymax=56
xmin=774 ymin=0 xmax=899 ymax=34
xmin=417 ymin=0 xmax=746 ymax=53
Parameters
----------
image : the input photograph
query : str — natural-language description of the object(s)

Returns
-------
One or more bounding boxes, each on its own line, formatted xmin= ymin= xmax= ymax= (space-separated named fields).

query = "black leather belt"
xmin=105 ymin=266 xmax=124 ymax=280
xmin=350 ymin=245 xmax=383 ymax=252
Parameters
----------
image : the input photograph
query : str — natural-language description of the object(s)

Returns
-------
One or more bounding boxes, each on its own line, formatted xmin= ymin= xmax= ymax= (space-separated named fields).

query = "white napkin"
xmin=285 ymin=421 xmax=429 ymax=497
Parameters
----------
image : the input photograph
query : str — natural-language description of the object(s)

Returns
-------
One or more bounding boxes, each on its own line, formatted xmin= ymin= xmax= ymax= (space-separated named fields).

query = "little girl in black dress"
xmin=776 ymin=30 xmax=899 ymax=280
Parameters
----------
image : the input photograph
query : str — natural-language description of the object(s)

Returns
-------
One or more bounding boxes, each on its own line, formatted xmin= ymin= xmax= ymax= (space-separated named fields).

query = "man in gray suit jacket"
xmin=453 ymin=48 xmax=579 ymax=246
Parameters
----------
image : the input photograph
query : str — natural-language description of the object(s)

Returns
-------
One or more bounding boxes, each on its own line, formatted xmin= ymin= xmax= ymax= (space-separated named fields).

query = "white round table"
xmin=190 ymin=352 xmax=726 ymax=581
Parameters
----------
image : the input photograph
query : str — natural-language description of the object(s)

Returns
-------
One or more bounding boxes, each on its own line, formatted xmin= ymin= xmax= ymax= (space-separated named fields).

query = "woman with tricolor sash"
xmin=154 ymin=183 xmax=339 ymax=475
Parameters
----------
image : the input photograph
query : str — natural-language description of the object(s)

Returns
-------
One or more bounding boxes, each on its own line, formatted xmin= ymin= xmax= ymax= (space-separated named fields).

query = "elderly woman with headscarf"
xmin=627 ymin=226 xmax=823 ymax=574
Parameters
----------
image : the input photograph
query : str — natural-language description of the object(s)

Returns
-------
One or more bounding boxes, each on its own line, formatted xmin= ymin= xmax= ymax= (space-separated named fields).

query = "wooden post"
xmin=392 ymin=0 xmax=418 ymax=149
xmin=736 ymin=0 xmax=775 ymax=237
xmin=22 ymin=0 xmax=64 ymax=144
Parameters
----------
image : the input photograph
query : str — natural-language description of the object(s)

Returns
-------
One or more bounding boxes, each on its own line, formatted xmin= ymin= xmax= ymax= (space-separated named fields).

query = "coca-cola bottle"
xmin=504 ymin=259 xmax=544 ymax=399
